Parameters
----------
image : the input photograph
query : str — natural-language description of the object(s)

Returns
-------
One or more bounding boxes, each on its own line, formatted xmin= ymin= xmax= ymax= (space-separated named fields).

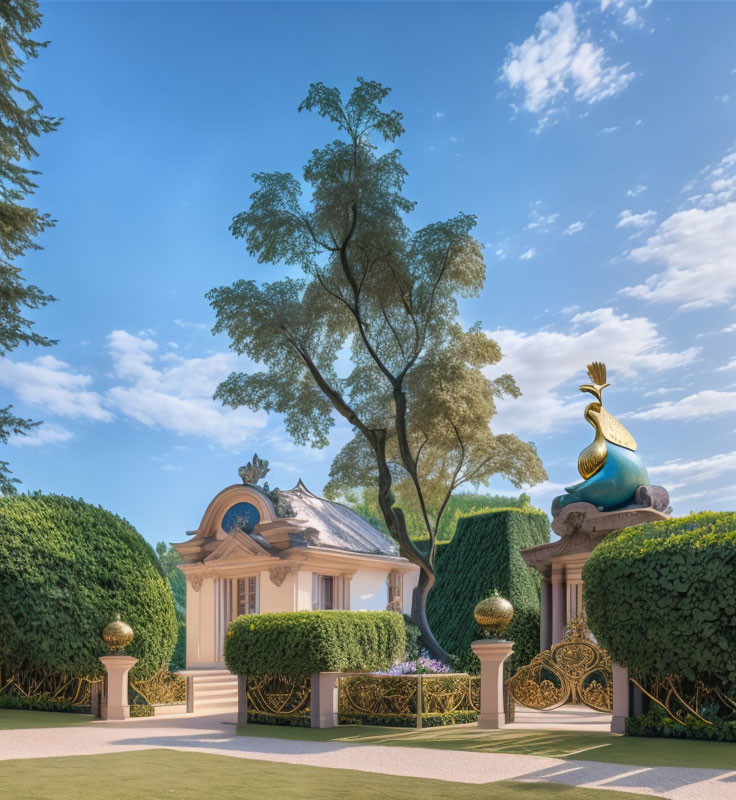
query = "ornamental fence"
xmin=243 ymin=673 xmax=493 ymax=728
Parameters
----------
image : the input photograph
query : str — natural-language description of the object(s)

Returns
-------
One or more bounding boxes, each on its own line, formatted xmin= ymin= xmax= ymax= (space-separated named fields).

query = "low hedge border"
xmin=0 ymin=694 xmax=90 ymax=714
xmin=627 ymin=708 xmax=736 ymax=742
xmin=246 ymin=711 xmax=311 ymax=727
xmin=338 ymin=710 xmax=478 ymax=727
xmin=225 ymin=610 xmax=405 ymax=680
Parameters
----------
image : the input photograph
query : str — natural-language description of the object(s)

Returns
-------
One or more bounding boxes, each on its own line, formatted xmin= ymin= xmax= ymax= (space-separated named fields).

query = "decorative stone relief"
xmin=269 ymin=566 xmax=296 ymax=587
xmin=189 ymin=574 xmax=203 ymax=592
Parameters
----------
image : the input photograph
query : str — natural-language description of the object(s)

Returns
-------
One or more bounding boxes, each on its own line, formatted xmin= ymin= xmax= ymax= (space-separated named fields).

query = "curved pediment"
xmin=193 ymin=484 xmax=276 ymax=540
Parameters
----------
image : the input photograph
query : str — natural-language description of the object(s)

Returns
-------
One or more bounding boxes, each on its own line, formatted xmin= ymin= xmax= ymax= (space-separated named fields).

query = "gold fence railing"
xmin=338 ymin=673 xmax=480 ymax=728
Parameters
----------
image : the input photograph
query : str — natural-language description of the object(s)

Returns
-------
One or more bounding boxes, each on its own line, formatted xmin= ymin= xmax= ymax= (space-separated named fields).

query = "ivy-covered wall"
xmin=426 ymin=508 xmax=549 ymax=672
xmin=584 ymin=511 xmax=736 ymax=684
xmin=0 ymin=493 xmax=178 ymax=683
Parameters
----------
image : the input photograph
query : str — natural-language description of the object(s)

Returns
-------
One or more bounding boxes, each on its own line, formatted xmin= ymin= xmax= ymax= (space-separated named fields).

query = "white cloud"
xmin=9 ymin=423 xmax=74 ymax=448
xmin=685 ymin=145 xmax=736 ymax=208
xmin=105 ymin=330 xmax=266 ymax=447
xmin=629 ymin=390 xmax=736 ymax=422
xmin=519 ymin=248 xmax=536 ymax=260
xmin=0 ymin=355 xmax=112 ymax=422
xmin=649 ymin=451 xmax=736 ymax=490
xmin=621 ymin=202 xmax=736 ymax=309
xmin=627 ymin=184 xmax=647 ymax=197
xmin=432 ymin=111 xmax=445 ymax=119
xmin=600 ymin=126 xmax=620 ymax=134
xmin=716 ymin=358 xmax=736 ymax=372
xmin=617 ymin=209 xmax=657 ymax=228
xmin=564 ymin=221 xmax=585 ymax=235
xmin=526 ymin=201 xmax=559 ymax=232
xmin=486 ymin=307 xmax=699 ymax=434
xmin=500 ymin=2 xmax=635 ymax=130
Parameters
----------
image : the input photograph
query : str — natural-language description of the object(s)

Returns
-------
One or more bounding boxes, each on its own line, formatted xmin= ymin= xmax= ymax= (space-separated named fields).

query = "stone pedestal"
xmin=237 ymin=674 xmax=248 ymax=725
xmin=99 ymin=654 xmax=138 ymax=720
xmin=611 ymin=663 xmax=630 ymax=734
xmin=310 ymin=671 xmax=341 ymax=728
xmin=471 ymin=640 xmax=514 ymax=729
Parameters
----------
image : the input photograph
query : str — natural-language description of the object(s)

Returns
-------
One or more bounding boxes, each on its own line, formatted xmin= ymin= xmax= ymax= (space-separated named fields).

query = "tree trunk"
xmin=410 ymin=566 xmax=450 ymax=663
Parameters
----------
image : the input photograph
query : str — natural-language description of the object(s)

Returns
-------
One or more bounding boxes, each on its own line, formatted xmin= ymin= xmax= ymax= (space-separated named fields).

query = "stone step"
xmin=194 ymin=686 xmax=238 ymax=699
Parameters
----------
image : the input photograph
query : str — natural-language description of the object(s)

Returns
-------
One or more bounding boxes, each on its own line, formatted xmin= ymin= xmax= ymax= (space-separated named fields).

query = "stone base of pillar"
xmin=611 ymin=663 xmax=630 ymax=735
xmin=99 ymin=654 xmax=138 ymax=721
xmin=611 ymin=715 xmax=627 ymax=734
xmin=237 ymin=674 xmax=248 ymax=725
xmin=470 ymin=640 xmax=514 ymax=730
xmin=310 ymin=671 xmax=341 ymax=728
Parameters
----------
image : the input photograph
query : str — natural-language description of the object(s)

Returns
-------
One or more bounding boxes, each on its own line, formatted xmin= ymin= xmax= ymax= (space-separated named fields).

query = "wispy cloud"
xmin=564 ymin=220 xmax=585 ymax=235
xmin=629 ymin=390 xmax=736 ymax=422
xmin=486 ymin=307 xmax=699 ymax=435
xmin=621 ymin=202 xmax=736 ymax=309
xmin=617 ymin=209 xmax=657 ymax=229
xmin=0 ymin=356 xmax=112 ymax=422
xmin=105 ymin=330 xmax=266 ymax=448
xmin=627 ymin=184 xmax=647 ymax=197
xmin=500 ymin=2 xmax=635 ymax=131
xmin=519 ymin=248 xmax=536 ymax=260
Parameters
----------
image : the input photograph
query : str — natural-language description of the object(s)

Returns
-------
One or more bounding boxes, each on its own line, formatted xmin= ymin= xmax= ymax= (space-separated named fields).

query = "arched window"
xmin=221 ymin=501 xmax=261 ymax=534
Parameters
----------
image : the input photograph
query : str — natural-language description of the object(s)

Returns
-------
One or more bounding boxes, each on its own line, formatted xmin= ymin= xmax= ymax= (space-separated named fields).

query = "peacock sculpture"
xmin=558 ymin=362 xmax=649 ymax=511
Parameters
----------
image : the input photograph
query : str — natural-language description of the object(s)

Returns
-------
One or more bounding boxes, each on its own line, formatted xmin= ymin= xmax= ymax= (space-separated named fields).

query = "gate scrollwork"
xmin=507 ymin=618 xmax=612 ymax=712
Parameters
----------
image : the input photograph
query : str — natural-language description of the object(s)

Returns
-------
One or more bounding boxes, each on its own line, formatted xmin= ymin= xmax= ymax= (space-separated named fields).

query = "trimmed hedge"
xmin=583 ymin=511 xmax=736 ymax=683
xmin=427 ymin=508 xmax=549 ymax=673
xmin=224 ymin=610 xmax=405 ymax=680
xmin=0 ymin=493 xmax=178 ymax=682
xmin=627 ymin=707 xmax=736 ymax=742
xmin=0 ymin=694 xmax=90 ymax=714
xmin=339 ymin=711 xmax=478 ymax=727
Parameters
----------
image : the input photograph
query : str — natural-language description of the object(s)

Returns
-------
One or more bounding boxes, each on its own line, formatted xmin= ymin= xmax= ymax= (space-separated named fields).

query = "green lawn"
xmin=0 ymin=709 xmax=95 ymax=730
xmin=237 ymin=722 xmax=736 ymax=770
xmin=2 ymin=749 xmax=658 ymax=800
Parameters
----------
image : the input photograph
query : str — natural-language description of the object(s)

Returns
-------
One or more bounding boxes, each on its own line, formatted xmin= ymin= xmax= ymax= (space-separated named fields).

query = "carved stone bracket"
xmin=188 ymin=574 xmax=203 ymax=592
xmin=269 ymin=565 xmax=297 ymax=586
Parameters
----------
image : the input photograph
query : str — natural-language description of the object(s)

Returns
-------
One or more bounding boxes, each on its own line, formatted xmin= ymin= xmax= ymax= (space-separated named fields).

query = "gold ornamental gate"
xmin=507 ymin=619 xmax=612 ymax=712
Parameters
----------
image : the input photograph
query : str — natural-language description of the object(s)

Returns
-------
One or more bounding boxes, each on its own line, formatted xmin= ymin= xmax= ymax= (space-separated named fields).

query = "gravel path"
xmin=1 ymin=712 xmax=734 ymax=799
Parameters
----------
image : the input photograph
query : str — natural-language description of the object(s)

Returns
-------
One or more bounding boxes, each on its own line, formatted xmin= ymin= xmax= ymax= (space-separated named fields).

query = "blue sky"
xmin=4 ymin=0 xmax=736 ymax=547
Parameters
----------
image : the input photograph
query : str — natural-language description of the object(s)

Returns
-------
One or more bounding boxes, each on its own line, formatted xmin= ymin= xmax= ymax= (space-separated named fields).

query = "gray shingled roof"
xmin=281 ymin=480 xmax=398 ymax=556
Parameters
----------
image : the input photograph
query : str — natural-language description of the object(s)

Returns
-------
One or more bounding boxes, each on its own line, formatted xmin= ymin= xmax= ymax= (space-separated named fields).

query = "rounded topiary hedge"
xmin=225 ymin=611 xmax=406 ymax=679
xmin=583 ymin=511 xmax=736 ymax=683
xmin=0 ymin=493 xmax=178 ymax=681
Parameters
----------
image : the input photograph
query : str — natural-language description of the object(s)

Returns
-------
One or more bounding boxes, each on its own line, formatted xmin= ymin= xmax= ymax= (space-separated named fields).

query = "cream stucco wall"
xmin=259 ymin=570 xmax=298 ymax=613
xmin=186 ymin=577 xmax=217 ymax=667
xmin=350 ymin=568 xmax=390 ymax=611
xmin=402 ymin=568 xmax=419 ymax=616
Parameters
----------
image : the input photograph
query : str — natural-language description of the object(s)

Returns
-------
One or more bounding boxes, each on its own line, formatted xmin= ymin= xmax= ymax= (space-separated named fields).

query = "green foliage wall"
xmin=583 ymin=511 xmax=736 ymax=683
xmin=426 ymin=508 xmax=549 ymax=672
xmin=0 ymin=494 xmax=178 ymax=681
xmin=156 ymin=541 xmax=186 ymax=671
xmin=225 ymin=611 xmax=405 ymax=679
xmin=348 ymin=489 xmax=533 ymax=542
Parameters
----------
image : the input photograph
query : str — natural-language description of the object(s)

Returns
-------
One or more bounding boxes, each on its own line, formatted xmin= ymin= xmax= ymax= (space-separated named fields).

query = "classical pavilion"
xmin=174 ymin=477 xmax=418 ymax=682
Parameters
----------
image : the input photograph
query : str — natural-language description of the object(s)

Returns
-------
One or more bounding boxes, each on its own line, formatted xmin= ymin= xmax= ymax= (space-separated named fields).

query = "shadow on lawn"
xmin=518 ymin=761 xmax=736 ymax=795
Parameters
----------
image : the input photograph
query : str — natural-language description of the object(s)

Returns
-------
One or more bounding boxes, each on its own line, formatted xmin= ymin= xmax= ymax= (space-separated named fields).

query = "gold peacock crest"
xmin=577 ymin=361 xmax=637 ymax=480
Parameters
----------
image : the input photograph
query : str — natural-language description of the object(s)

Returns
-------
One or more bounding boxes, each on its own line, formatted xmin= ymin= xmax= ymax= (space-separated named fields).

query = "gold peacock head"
xmin=579 ymin=361 xmax=611 ymax=404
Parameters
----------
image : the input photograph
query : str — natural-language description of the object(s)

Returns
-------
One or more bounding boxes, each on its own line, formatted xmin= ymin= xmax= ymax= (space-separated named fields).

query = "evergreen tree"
xmin=0 ymin=1 xmax=61 ymax=493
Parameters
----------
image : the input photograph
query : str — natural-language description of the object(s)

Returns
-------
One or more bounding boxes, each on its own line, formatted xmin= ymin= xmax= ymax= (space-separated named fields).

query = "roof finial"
xmin=238 ymin=453 xmax=270 ymax=486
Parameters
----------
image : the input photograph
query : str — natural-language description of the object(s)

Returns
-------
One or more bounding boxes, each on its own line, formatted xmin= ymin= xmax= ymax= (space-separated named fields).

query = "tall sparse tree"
xmin=0 ymin=0 xmax=61 ymax=493
xmin=208 ymin=79 xmax=546 ymax=657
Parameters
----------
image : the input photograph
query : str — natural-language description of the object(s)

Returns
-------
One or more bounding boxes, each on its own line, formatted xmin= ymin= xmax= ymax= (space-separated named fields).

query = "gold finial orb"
xmin=474 ymin=592 xmax=514 ymax=639
xmin=102 ymin=614 xmax=134 ymax=652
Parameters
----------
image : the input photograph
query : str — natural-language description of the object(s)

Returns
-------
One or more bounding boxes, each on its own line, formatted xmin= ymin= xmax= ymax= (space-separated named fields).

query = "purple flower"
xmin=379 ymin=649 xmax=450 ymax=675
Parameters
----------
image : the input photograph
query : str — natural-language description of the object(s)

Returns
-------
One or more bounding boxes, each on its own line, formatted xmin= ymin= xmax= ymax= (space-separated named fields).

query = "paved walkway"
xmin=1 ymin=711 xmax=735 ymax=799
